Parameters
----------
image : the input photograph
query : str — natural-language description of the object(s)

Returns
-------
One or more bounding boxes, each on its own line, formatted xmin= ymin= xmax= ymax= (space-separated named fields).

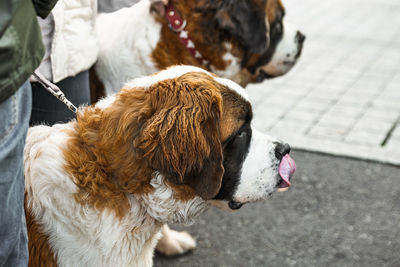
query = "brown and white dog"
xmin=93 ymin=0 xmax=305 ymax=98
xmin=24 ymin=66 xmax=296 ymax=266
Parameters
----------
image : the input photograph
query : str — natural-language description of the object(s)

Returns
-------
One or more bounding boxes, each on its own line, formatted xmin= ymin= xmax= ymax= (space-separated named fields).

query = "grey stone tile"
xmin=371 ymin=97 xmax=400 ymax=111
xmin=385 ymin=138 xmax=400 ymax=153
xmin=296 ymin=100 xmax=330 ymax=112
xmin=316 ymin=113 xmax=355 ymax=129
xmin=335 ymin=97 xmax=369 ymax=108
xmin=345 ymin=130 xmax=387 ymax=146
xmin=271 ymin=120 xmax=310 ymax=136
xmin=323 ymin=105 xmax=363 ymax=119
xmin=391 ymin=125 xmax=400 ymax=138
xmin=283 ymin=108 xmax=320 ymax=123
xmin=351 ymin=119 xmax=394 ymax=134
xmin=362 ymin=109 xmax=399 ymax=122
xmin=308 ymin=125 xmax=348 ymax=140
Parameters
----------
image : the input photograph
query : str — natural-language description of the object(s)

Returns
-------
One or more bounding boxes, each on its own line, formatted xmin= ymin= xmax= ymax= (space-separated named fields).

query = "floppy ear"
xmin=150 ymin=0 xmax=168 ymax=16
xmin=216 ymin=0 xmax=269 ymax=54
xmin=137 ymin=75 xmax=224 ymax=200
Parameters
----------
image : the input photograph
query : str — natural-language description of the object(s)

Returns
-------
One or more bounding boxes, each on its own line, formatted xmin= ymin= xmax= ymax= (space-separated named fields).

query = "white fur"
xmin=124 ymin=65 xmax=211 ymax=89
xmin=261 ymin=21 xmax=302 ymax=76
xmin=95 ymin=1 xmax=218 ymax=95
xmin=215 ymin=77 xmax=250 ymax=101
xmin=140 ymin=173 xmax=209 ymax=225
xmin=95 ymin=94 xmax=116 ymax=109
xmin=156 ymin=224 xmax=197 ymax=256
xmin=24 ymin=123 xmax=208 ymax=267
xmin=210 ymin=43 xmax=242 ymax=80
xmin=233 ymin=128 xmax=280 ymax=203
xmin=95 ymin=0 xmax=162 ymax=95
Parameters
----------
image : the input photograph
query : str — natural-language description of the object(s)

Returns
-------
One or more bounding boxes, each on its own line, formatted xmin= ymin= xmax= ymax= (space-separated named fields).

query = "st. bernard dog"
xmin=92 ymin=0 xmax=305 ymax=99
xmin=24 ymin=66 xmax=296 ymax=266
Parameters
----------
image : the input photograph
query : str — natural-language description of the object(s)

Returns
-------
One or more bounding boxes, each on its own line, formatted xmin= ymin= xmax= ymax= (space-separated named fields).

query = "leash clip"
xmin=31 ymin=71 xmax=78 ymax=114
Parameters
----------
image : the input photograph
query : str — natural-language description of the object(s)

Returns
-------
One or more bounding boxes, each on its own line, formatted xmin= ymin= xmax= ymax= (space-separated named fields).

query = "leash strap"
xmin=164 ymin=2 xmax=209 ymax=66
xmin=31 ymin=71 xmax=78 ymax=114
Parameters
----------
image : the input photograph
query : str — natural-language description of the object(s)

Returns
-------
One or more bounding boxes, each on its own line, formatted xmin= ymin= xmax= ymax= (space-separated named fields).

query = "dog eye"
xmin=237 ymin=131 xmax=247 ymax=139
xmin=275 ymin=22 xmax=283 ymax=35
xmin=223 ymin=131 xmax=246 ymax=147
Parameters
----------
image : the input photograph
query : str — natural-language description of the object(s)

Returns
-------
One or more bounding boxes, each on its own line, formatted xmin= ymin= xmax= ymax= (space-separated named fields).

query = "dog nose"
xmin=256 ymin=70 xmax=273 ymax=83
xmin=296 ymin=31 xmax=306 ymax=44
xmin=275 ymin=142 xmax=291 ymax=160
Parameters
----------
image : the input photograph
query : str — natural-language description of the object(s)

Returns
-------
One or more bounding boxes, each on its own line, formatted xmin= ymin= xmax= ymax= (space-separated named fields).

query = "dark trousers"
xmin=30 ymin=70 xmax=91 ymax=126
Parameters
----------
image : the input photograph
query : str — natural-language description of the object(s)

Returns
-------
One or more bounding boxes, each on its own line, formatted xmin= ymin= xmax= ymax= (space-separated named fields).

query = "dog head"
xmin=150 ymin=0 xmax=305 ymax=87
xmin=214 ymin=0 xmax=270 ymax=54
xmin=85 ymin=66 xmax=296 ymax=223
xmin=242 ymin=0 xmax=306 ymax=83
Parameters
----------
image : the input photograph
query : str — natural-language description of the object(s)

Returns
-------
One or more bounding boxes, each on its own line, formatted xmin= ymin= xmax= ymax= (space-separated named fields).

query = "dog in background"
xmin=92 ymin=0 xmax=305 ymax=100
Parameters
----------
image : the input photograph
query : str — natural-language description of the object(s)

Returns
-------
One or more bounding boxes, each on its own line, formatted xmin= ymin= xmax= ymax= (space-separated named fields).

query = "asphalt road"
xmin=154 ymin=150 xmax=400 ymax=267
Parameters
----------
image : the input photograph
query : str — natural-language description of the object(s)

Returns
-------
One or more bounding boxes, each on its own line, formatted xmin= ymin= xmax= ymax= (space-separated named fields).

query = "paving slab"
xmin=247 ymin=0 xmax=400 ymax=165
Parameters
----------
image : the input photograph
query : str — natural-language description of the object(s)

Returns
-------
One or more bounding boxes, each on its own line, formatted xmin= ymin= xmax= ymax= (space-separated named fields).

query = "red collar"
xmin=164 ymin=2 xmax=209 ymax=66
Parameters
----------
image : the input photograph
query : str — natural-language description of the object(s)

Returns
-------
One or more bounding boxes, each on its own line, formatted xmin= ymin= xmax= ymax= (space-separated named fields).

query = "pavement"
xmin=246 ymin=0 xmax=400 ymax=165
xmin=154 ymin=150 xmax=400 ymax=267
xmin=155 ymin=0 xmax=400 ymax=266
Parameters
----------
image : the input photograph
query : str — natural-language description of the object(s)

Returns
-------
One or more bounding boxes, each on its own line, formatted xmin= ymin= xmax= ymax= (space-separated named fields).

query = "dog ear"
xmin=137 ymin=73 xmax=224 ymax=200
xmin=216 ymin=0 xmax=269 ymax=54
xmin=150 ymin=0 xmax=168 ymax=16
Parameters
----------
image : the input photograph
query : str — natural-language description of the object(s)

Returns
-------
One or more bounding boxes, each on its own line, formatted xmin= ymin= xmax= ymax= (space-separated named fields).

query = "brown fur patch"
xmin=25 ymin=199 xmax=57 ymax=267
xmin=134 ymin=72 xmax=224 ymax=200
xmin=63 ymin=71 xmax=233 ymax=217
xmin=231 ymin=69 xmax=254 ymax=88
xmin=89 ymin=67 xmax=106 ymax=103
xmin=63 ymin=102 xmax=154 ymax=219
xmin=219 ymin=86 xmax=253 ymax=141
xmin=267 ymin=0 xmax=280 ymax=24
xmin=151 ymin=1 xmax=243 ymax=74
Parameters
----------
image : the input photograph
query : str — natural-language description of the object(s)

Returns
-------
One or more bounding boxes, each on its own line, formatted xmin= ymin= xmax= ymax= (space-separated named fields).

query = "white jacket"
xmin=37 ymin=0 xmax=98 ymax=83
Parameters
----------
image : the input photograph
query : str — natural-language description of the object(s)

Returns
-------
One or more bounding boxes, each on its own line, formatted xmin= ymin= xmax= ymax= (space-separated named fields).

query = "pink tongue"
xmin=278 ymin=154 xmax=296 ymax=188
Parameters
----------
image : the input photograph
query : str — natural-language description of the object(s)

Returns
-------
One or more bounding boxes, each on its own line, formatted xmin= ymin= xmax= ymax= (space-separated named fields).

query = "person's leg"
xmin=30 ymin=70 xmax=91 ymax=126
xmin=0 ymin=81 xmax=31 ymax=266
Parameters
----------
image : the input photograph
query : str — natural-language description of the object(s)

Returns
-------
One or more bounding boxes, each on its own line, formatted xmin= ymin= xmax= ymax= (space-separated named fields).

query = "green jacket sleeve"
xmin=32 ymin=0 xmax=59 ymax=18
xmin=0 ymin=1 xmax=16 ymax=36
xmin=0 ymin=0 xmax=46 ymax=103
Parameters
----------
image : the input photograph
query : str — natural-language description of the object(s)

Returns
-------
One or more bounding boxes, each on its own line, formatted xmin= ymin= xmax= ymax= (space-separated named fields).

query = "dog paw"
xmin=156 ymin=225 xmax=196 ymax=256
